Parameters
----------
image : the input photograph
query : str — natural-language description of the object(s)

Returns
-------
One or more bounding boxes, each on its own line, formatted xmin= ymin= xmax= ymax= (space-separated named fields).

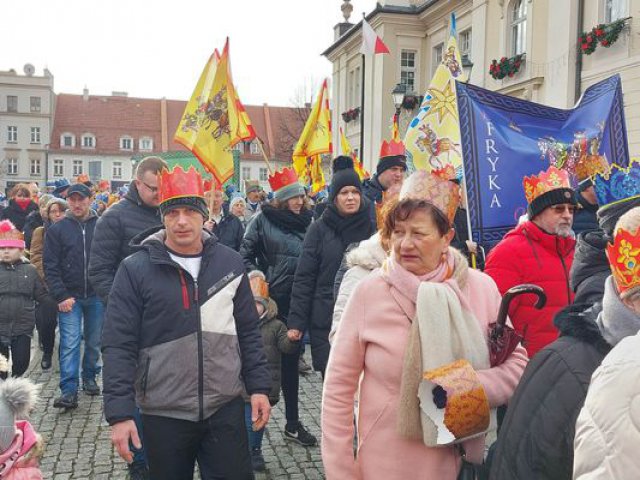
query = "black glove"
xmin=432 ymin=385 xmax=447 ymax=409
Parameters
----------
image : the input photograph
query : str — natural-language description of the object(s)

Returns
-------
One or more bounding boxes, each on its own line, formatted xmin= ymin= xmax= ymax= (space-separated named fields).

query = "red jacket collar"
xmin=512 ymin=221 xmax=576 ymax=256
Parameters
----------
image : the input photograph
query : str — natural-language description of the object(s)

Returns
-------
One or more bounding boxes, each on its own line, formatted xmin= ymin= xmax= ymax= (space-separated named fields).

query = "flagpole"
xmin=359 ymin=53 xmax=365 ymax=164
xmin=255 ymin=138 xmax=275 ymax=175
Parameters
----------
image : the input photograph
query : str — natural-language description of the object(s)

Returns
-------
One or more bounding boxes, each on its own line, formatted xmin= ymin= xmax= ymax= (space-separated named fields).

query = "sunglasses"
xmin=550 ymin=204 xmax=577 ymax=214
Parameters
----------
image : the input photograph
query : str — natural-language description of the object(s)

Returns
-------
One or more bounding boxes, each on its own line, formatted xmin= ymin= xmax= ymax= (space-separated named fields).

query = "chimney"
xmin=111 ymin=91 xmax=128 ymax=97
xmin=83 ymin=87 xmax=89 ymax=101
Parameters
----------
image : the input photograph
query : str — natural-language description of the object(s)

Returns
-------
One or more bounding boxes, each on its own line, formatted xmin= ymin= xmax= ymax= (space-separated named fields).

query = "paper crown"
xmin=379 ymin=139 xmax=406 ymax=159
xmin=606 ymin=227 xmax=640 ymax=296
xmin=248 ymin=270 xmax=269 ymax=300
xmin=432 ymin=164 xmax=457 ymax=182
xmin=268 ymin=167 xmax=299 ymax=192
xmin=158 ymin=166 xmax=205 ymax=204
xmin=420 ymin=359 xmax=490 ymax=445
xmin=594 ymin=159 xmax=640 ymax=207
xmin=523 ymin=166 xmax=572 ymax=204
xmin=399 ymin=170 xmax=460 ymax=223
xmin=575 ymin=154 xmax=609 ymax=182
xmin=76 ymin=173 xmax=91 ymax=184
xmin=203 ymin=177 xmax=222 ymax=192
xmin=0 ymin=220 xmax=25 ymax=249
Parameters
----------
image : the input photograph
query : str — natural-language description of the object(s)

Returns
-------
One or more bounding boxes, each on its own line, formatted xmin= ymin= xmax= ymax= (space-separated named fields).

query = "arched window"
xmin=510 ymin=0 xmax=527 ymax=56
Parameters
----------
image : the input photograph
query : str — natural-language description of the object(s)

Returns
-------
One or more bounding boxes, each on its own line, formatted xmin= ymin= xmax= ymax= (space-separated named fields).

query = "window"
xmin=53 ymin=159 xmax=64 ymax=177
xmin=510 ymin=0 xmax=527 ymax=56
xmin=30 ymin=127 xmax=41 ymax=144
xmin=259 ymin=168 xmax=268 ymax=182
xmin=459 ymin=29 xmax=472 ymax=57
xmin=400 ymin=50 xmax=417 ymax=92
xmin=432 ymin=43 xmax=444 ymax=76
xmin=72 ymin=160 xmax=83 ymax=176
xmin=233 ymin=142 xmax=244 ymax=153
xmin=605 ymin=0 xmax=627 ymax=22
xmin=140 ymin=138 xmax=153 ymax=151
xmin=82 ymin=135 xmax=95 ymax=148
xmin=88 ymin=161 xmax=101 ymax=180
xmin=61 ymin=133 xmax=75 ymax=148
xmin=7 ymin=126 xmax=17 ymax=143
xmin=113 ymin=162 xmax=122 ymax=179
xmin=7 ymin=96 xmax=17 ymax=113
xmin=120 ymin=136 xmax=133 ymax=150
xmin=241 ymin=166 xmax=251 ymax=180
xmin=30 ymin=159 xmax=41 ymax=176
xmin=349 ymin=67 xmax=361 ymax=107
xmin=7 ymin=158 xmax=18 ymax=175
xmin=30 ymin=96 xmax=41 ymax=112
xmin=250 ymin=142 xmax=260 ymax=155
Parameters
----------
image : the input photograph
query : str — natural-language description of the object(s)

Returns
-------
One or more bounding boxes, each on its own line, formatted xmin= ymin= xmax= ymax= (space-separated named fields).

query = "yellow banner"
xmin=339 ymin=127 xmax=369 ymax=180
xmin=404 ymin=22 xmax=465 ymax=175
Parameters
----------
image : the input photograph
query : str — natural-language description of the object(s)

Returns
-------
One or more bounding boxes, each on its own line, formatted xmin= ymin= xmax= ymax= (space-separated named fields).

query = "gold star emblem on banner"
xmin=426 ymin=81 xmax=457 ymax=124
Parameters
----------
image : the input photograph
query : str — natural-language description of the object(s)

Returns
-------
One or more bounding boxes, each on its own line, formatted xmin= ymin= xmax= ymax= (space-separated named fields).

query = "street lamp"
xmin=462 ymin=54 xmax=474 ymax=83
xmin=391 ymin=83 xmax=407 ymax=113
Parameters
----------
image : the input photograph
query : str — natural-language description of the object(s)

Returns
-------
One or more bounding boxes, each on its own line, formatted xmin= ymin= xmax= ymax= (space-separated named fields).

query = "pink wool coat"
xmin=321 ymin=267 xmax=528 ymax=480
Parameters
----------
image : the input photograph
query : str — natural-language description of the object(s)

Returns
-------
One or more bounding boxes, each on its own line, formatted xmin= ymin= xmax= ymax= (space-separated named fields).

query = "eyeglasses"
xmin=550 ymin=204 xmax=577 ymax=214
xmin=141 ymin=181 xmax=158 ymax=193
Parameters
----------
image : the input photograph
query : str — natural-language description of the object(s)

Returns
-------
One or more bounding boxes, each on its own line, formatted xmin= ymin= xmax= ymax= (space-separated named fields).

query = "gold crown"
xmin=523 ymin=166 xmax=571 ymax=204
xmin=575 ymin=154 xmax=609 ymax=182
xmin=399 ymin=170 xmax=460 ymax=223
xmin=606 ymin=227 xmax=640 ymax=296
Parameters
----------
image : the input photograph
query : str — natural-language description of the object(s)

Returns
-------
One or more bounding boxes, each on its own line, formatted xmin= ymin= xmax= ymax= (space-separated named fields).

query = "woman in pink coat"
xmin=322 ymin=172 xmax=528 ymax=480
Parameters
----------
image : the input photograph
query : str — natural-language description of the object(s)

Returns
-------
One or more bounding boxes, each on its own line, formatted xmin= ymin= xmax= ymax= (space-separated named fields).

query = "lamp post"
xmin=462 ymin=54 xmax=474 ymax=83
xmin=391 ymin=83 xmax=407 ymax=136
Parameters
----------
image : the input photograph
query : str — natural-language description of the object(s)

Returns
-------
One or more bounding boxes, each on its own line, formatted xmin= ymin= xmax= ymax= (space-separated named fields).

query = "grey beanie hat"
xmin=275 ymin=182 xmax=305 ymax=202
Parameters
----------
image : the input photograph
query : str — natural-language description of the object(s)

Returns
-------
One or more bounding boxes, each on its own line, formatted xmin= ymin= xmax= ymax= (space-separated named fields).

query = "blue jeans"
xmin=58 ymin=295 xmax=104 ymax=395
xmin=244 ymin=403 xmax=264 ymax=451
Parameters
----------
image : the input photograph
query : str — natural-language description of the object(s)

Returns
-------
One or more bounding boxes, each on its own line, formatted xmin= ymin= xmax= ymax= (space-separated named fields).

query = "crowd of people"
xmin=0 ymin=141 xmax=639 ymax=479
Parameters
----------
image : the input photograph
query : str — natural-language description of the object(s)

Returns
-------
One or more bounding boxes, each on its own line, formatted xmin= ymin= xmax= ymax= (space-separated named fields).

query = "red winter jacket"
xmin=485 ymin=221 xmax=575 ymax=358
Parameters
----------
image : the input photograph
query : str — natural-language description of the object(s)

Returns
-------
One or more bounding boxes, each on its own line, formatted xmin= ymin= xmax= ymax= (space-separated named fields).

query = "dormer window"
xmin=139 ymin=137 xmax=153 ymax=151
xmin=120 ymin=136 xmax=133 ymax=151
xmin=250 ymin=141 xmax=260 ymax=155
xmin=61 ymin=133 xmax=75 ymax=148
xmin=82 ymin=134 xmax=96 ymax=148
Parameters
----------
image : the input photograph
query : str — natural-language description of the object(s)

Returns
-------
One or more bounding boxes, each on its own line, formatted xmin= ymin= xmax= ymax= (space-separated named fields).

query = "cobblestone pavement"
xmin=26 ymin=347 xmax=325 ymax=479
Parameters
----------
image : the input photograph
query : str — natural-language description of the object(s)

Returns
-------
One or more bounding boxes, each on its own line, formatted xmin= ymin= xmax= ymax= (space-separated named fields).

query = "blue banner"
xmin=456 ymin=74 xmax=629 ymax=248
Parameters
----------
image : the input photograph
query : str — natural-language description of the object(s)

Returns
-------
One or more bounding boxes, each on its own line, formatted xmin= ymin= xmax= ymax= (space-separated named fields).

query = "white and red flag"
xmin=360 ymin=19 xmax=390 ymax=55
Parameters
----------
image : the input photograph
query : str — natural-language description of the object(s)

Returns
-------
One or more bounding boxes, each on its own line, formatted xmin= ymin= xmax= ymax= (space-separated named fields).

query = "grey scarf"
xmin=596 ymin=276 xmax=640 ymax=346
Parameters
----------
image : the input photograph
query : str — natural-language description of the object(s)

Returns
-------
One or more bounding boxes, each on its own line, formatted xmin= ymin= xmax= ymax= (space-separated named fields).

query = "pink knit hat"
xmin=0 ymin=221 xmax=25 ymax=249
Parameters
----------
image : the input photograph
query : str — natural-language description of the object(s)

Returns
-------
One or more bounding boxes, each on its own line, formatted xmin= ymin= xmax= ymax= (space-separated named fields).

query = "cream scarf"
xmin=382 ymin=248 xmax=490 ymax=445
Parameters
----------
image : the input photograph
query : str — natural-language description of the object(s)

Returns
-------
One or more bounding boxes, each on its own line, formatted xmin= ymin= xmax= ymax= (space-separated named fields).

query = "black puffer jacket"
xmin=210 ymin=208 xmax=244 ymax=251
xmin=570 ymin=229 xmax=609 ymax=306
xmin=0 ymin=200 xmax=38 ymax=232
xmin=0 ymin=259 xmax=48 ymax=338
xmin=89 ymin=184 xmax=161 ymax=303
xmin=239 ymin=207 xmax=312 ymax=319
xmin=43 ymin=211 xmax=98 ymax=302
xmin=288 ymin=202 xmax=374 ymax=372
xmin=103 ymin=228 xmax=270 ymax=424
xmin=23 ymin=210 xmax=44 ymax=249
xmin=489 ymin=303 xmax=610 ymax=480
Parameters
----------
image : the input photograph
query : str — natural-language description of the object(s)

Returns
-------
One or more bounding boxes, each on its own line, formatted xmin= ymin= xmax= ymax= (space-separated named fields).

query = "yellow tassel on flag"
xmin=174 ymin=39 xmax=255 ymax=185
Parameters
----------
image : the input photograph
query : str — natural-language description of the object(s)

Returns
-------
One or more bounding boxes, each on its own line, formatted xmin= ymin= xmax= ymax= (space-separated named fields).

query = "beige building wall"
xmin=327 ymin=0 xmax=640 ymax=171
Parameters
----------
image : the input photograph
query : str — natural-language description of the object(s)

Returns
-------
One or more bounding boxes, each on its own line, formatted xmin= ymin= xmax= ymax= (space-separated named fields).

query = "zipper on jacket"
xmin=556 ymin=238 xmax=572 ymax=304
xmin=82 ymin=224 xmax=87 ymax=298
xmin=194 ymin=277 xmax=204 ymax=422
xmin=141 ymin=357 xmax=151 ymax=399
xmin=178 ymin=270 xmax=190 ymax=310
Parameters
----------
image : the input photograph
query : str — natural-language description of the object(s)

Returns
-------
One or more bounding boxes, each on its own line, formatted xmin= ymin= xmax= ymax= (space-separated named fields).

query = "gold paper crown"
xmin=399 ymin=170 xmax=460 ymax=223
xmin=606 ymin=227 xmax=640 ymax=296
xmin=523 ymin=166 xmax=571 ymax=204
xmin=575 ymin=154 xmax=609 ymax=182
xmin=432 ymin=164 xmax=457 ymax=182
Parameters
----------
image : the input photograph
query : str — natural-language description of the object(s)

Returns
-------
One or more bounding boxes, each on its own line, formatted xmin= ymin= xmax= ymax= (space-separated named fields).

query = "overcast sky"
xmin=3 ymin=0 xmax=378 ymax=107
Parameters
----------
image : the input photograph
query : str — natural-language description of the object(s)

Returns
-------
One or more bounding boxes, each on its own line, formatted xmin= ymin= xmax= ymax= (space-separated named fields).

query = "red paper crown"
xmin=379 ymin=139 xmax=406 ymax=158
xmin=432 ymin=164 xmax=457 ymax=182
xmin=606 ymin=227 xmax=640 ymax=296
xmin=523 ymin=166 xmax=571 ymax=204
xmin=399 ymin=170 xmax=461 ymax=223
xmin=268 ymin=167 xmax=299 ymax=192
xmin=158 ymin=166 xmax=205 ymax=204
xmin=203 ymin=177 xmax=222 ymax=192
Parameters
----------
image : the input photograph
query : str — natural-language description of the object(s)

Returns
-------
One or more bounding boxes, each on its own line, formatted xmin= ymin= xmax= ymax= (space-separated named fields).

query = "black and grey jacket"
xmin=102 ymin=227 xmax=271 ymax=425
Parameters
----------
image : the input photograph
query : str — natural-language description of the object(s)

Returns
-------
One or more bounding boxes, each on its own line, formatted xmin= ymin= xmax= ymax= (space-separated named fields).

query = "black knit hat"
xmin=160 ymin=196 xmax=209 ymax=219
xmin=527 ymin=187 xmax=576 ymax=219
xmin=376 ymin=155 xmax=407 ymax=177
xmin=329 ymin=156 xmax=361 ymax=203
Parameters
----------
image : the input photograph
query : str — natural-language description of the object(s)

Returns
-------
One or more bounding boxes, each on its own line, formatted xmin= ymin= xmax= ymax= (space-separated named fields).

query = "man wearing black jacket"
xmin=102 ymin=166 xmax=271 ymax=480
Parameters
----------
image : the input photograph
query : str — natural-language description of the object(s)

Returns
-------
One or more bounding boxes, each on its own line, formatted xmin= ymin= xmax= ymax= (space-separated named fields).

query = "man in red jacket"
xmin=485 ymin=166 xmax=576 ymax=358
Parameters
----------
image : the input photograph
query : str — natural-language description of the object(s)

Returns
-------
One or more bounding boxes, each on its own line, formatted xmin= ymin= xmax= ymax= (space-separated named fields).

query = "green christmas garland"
xmin=580 ymin=18 xmax=626 ymax=55
xmin=489 ymin=54 xmax=524 ymax=80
